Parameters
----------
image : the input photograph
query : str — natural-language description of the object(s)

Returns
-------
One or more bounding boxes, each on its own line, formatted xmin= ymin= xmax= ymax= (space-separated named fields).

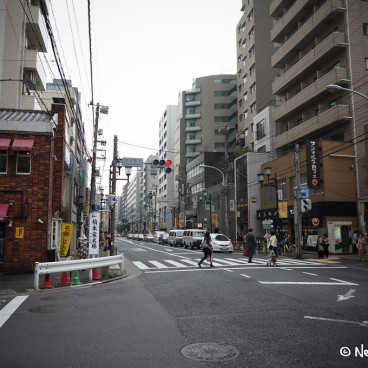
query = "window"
xmin=250 ymin=101 xmax=257 ymax=113
xmin=0 ymin=150 xmax=8 ymax=173
xmin=256 ymin=119 xmax=266 ymax=139
xmin=365 ymin=58 xmax=368 ymax=70
xmin=363 ymin=23 xmax=368 ymax=36
xmin=250 ymin=83 xmax=256 ymax=94
xmin=16 ymin=151 xmax=31 ymax=174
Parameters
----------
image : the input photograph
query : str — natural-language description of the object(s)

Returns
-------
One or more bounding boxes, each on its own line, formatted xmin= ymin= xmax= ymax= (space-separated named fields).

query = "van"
xmin=183 ymin=229 xmax=206 ymax=249
xmin=168 ymin=230 xmax=184 ymax=247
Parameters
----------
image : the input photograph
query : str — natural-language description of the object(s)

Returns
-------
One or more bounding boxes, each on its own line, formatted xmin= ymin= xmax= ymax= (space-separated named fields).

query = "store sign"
xmin=306 ymin=140 xmax=321 ymax=189
xmin=88 ymin=211 xmax=100 ymax=255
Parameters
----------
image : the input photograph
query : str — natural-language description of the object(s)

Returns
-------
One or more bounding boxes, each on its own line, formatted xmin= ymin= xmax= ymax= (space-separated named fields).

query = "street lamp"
xmin=326 ymin=83 xmax=365 ymax=232
xmin=258 ymin=167 xmax=280 ymax=238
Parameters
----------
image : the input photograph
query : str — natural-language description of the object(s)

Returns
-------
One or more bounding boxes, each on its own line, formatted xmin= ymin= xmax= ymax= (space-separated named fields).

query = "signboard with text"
xmin=88 ymin=211 xmax=100 ymax=255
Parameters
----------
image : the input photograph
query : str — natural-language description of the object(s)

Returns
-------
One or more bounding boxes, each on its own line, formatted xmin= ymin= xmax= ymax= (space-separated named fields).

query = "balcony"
xmin=271 ymin=0 xmax=345 ymax=68
xmin=23 ymin=48 xmax=47 ymax=90
xmin=185 ymin=87 xmax=201 ymax=94
xmin=185 ymin=126 xmax=202 ymax=132
xmin=185 ymin=151 xmax=200 ymax=158
xmin=273 ymin=67 xmax=349 ymax=122
xmin=185 ymin=138 xmax=202 ymax=145
xmin=272 ymin=32 xmax=347 ymax=94
xmin=185 ymin=100 xmax=201 ymax=107
xmin=26 ymin=5 xmax=48 ymax=52
xmin=185 ymin=113 xmax=201 ymax=119
xmin=273 ymin=104 xmax=351 ymax=150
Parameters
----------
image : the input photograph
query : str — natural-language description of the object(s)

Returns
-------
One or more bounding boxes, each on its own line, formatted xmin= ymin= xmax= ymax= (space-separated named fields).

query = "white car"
xmin=144 ymin=233 xmax=154 ymax=242
xmin=209 ymin=233 xmax=233 ymax=253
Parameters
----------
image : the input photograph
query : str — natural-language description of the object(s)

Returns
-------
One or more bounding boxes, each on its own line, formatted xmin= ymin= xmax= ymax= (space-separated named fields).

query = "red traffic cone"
xmin=42 ymin=274 xmax=53 ymax=289
xmin=92 ymin=268 xmax=100 ymax=281
xmin=59 ymin=272 xmax=69 ymax=286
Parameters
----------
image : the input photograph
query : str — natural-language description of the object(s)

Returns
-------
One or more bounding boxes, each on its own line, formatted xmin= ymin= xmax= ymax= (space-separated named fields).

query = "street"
xmin=0 ymin=237 xmax=367 ymax=368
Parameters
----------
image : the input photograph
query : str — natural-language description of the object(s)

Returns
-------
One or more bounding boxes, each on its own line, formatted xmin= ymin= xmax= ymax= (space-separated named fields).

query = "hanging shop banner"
xmin=306 ymin=140 xmax=321 ymax=189
xmin=278 ymin=201 xmax=288 ymax=219
xmin=88 ymin=211 xmax=100 ymax=255
xmin=60 ymin=223 xmax=74 ymax=257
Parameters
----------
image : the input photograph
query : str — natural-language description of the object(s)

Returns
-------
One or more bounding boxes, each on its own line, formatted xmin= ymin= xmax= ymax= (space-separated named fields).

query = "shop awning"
xmin=11 ymin=138 xmax=34 ymax=151
xmin=0 ymin=138 xmax=11 ymax=150
xmin=0 ymin=204 xmax=10 ymax=222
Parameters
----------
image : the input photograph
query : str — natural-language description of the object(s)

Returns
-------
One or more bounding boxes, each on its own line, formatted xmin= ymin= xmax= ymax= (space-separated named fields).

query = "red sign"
xmin=311 ymin=218 xmax=320 ymax=227
xmin=250 ymin=196 xmax=257 ymax=204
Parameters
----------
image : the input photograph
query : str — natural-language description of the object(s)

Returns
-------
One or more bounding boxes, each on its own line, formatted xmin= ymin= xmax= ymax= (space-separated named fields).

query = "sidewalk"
xmin=0 ymin=265 xmax=124 ymax=296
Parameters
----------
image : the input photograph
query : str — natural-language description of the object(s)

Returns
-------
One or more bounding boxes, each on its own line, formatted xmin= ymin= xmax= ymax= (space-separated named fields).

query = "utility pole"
xmin=110 ymin=135 xmax=118 ymax=249
xmin=294 ymin=144 xmax=303 ymax=259
xmin=224 ymin=126 xmax=230 ymax=238
xmin=90 ymin=103 xmax=100 ymax=211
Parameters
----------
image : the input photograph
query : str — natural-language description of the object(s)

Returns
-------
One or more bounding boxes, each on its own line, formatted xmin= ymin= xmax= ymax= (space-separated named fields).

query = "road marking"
xmin=303 ymin=272 xmax=318 ymax=276
xmin=304 ymin=316 xmax=368 ymax=327
xmin=0 ymin=296 xmax=29 ymax=328
xmin=259 ymin=279 xmax=358 ymax=285
xmin=337 ymin=289 xmax=356 ymax=302
xmin=240 ymin=274 xmax=251 ymax=278
xmin=132 ymin=261 xmax=150 ymax=270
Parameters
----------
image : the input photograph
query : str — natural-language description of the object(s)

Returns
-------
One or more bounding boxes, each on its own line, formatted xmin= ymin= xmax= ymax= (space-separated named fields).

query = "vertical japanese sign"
xmin=278 ymin=201 xmax=288 ymax=219
xmin=306 ymin=140 xmax=321 ymax=189
xmin=88 ymin=211 xmax=100 ymax=255
xmin=60 ymin=223 xmax=74 ymax=257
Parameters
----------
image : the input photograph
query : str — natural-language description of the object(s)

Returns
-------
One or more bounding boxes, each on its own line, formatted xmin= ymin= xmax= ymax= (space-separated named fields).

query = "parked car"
xmin=183 ymin=229 xmax=206 ymax=249
xmin=209 ymin=233 xmax=233 ymax=253
xmin=159 ymin=232 xmax=169 ymax=245
xmin=153 ymin=231 xmax=166 ymax=243
xmin=132 ymin=233 xmax=139 ymax=240
xmin=127 ymin=233 xmax=133 ymax=239
xmin=144 ymin=233 xmax=154 ymax=242
xmin=168 ymin=230 xmax=184 ymax=247
xmin=138 ymin=233 xmax=144 ymax=241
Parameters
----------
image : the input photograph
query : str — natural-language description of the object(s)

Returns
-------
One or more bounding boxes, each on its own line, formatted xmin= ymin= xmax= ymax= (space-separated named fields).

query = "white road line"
xmin=304 ymin=316 xmax=368 ymax=328
xmin=165 ymin=260 xmax=188 ymax=267
xmin=132 ymin=261 xmax=150 ymax=270
xmin=240 ymin=274 xmax=251 ymax=278
xmin=259 ymin=280 xmax=358 ymax=285
xmin=148 ymin=261 xmax=168 ymax=269
xmin=0 ymin=296 xmax=29 ymax=328
xmin=180 ymin=259 xmax=200 ymax=266
xmin=303 ymin=272 xmax=318 ymax=276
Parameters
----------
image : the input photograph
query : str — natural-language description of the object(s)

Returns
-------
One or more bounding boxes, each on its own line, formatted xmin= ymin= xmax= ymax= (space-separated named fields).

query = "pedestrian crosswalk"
xmin=132 ymin=257 xmax=323 ymax=271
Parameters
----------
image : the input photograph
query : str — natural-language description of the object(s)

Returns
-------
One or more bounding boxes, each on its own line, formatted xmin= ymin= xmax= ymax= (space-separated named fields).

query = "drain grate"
xmin=29 ymin=304 xmax=75 ymax=313
xmin=181 ymin=342 xmax=240 ymax=362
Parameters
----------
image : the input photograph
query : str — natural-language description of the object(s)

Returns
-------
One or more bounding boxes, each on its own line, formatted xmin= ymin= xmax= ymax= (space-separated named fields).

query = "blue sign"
xmin=300 ymin=186 xmax=309 ymax=199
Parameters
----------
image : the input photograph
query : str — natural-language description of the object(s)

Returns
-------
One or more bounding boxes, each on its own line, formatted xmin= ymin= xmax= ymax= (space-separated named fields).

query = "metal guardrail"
xmin=34 ymin=254 xmax=124 ymax=290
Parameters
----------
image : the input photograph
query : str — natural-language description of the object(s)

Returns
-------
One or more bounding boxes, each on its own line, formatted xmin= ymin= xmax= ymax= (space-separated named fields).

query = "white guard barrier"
xmin=34 ymin=254 xmax=124 ymax=290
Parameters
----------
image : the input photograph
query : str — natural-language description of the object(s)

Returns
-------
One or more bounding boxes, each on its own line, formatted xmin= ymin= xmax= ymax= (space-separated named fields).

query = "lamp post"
xmin=258 ymin=167 xmax=280 ymax=239
xmin=326 ymin=83 xmax=365 ymax=233
xmin=199 ymin=164 xmax=229 ymax=236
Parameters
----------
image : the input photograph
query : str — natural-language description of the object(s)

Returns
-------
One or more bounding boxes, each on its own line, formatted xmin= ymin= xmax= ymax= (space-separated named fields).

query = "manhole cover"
xmin=40 ymin=294 xmax=77 ymax=302
xmin=29 ymin=304 xmax=75 ymax=313
xmin=181 ymin=342 xmax=240 ymax=362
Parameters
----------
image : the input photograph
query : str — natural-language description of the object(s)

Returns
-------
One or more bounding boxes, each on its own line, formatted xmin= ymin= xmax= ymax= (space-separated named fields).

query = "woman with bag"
xmin=198 ymin=230 xmax=214 ymax=267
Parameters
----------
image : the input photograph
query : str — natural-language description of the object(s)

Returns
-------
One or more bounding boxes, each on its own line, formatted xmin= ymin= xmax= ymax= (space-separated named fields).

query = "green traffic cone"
xmin=73 ymin=271 xmax=82 ymax=285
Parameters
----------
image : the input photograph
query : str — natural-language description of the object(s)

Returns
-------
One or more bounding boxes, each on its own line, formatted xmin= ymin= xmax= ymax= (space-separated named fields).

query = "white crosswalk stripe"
xmin=132 ymin=257 xmax=324 ymax=270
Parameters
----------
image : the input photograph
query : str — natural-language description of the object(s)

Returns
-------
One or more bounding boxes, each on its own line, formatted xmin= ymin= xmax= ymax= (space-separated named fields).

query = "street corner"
xmin=304 ymin=257 xmax=341 ymax=264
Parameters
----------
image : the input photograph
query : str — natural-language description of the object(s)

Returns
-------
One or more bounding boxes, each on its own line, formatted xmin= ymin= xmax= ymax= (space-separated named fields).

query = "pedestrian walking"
xmin=245 ymin=228 xmax=257 ymax=263
xmin=317 ymin=236 xmax=324 ymax=259
xmin=269 ymin=230 xmax=278 ymax=258
xmin=321 ymin=233 xmax=329 ymax=259
xmin=198 ymin=230 xmax=214 ymax=267
xmin=103 ymin=231 xmax=112 ymax=255
xmin=357 ymin=233 xmax=366 ymax=261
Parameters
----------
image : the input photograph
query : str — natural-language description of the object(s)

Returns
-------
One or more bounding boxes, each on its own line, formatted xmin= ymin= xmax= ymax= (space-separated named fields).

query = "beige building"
xmin=267 ymin=0 xmax=368 ymax=238
xmin=236 ymin=0 xmax=277 ymax=149
xmin=0 ymin=0 xmax=47 ymax=110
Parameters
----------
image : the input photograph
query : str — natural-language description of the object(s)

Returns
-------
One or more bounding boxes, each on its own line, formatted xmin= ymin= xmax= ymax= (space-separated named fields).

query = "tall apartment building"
xmin=156 ymin=105 xmax=177 ymax=230
xmin=236 ymin=0 xmax=276 ymax=149
xmin=0 ymin=0 xmax=47 ymax=110
xmin=267 ymin=0 xmax=368 ymax=241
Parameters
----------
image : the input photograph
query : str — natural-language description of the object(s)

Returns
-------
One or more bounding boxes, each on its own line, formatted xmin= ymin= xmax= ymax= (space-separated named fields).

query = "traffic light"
xmin=151 ymin=159 xmax=172 ymax=173
xmin=301 ymin=198 xmax=312 ymax=213
xmin=164 ymin=159 xmax=172 ymax=173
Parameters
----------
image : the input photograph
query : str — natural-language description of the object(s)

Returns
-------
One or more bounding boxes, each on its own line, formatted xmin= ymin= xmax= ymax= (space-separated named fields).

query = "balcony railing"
xmin=273 ymin=104 xmax=351 ymax=150
xmin=26 ymin=5 xmax=48 ymax=52
xmin=23 ymin=48 xmax=47 ymax=90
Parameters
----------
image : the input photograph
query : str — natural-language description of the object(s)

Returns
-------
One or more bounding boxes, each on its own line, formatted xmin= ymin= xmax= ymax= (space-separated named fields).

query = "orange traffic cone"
xmin=42 ymin=274 xmax=53 ymax=289
xmin=59 ymin=272 xmax=69 ymax=286
xmin=92 ymin=268 xmax=100 ymax=281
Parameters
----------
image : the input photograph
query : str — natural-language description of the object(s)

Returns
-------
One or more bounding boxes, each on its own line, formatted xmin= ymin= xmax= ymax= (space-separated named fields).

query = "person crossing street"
xmin=245 ymin=228 xmax=257 ymax=263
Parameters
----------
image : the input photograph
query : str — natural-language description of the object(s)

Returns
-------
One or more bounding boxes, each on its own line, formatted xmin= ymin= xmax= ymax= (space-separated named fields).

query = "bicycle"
xmin=285 ymin=243 xmax=297 ymax=256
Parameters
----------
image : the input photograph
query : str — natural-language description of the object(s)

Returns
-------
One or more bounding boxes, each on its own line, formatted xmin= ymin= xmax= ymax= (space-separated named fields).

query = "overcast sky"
xmin=47 ymin=0 xmax=240 ymax=193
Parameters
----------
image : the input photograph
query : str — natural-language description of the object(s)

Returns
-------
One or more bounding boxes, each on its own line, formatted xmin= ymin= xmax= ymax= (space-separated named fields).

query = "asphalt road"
xmin=0 ymin=237 xmax=367 ymax=368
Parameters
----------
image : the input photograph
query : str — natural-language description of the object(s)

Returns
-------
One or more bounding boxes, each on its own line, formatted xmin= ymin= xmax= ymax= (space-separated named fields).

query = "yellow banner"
xmin=211 ymin=213 xmax=218 ymax=224
xmin=15 ymin=227 xmax=24 ymax=239
xmin=60 ymin=223 xmax=74 ymax=257
xmin=278 ymin=201 xmax=288 ymax=219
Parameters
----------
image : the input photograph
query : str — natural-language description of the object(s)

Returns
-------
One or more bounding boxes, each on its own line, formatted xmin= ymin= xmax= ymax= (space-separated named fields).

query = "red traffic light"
xmin=165 ymin=159 xmax=172 ymax=166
